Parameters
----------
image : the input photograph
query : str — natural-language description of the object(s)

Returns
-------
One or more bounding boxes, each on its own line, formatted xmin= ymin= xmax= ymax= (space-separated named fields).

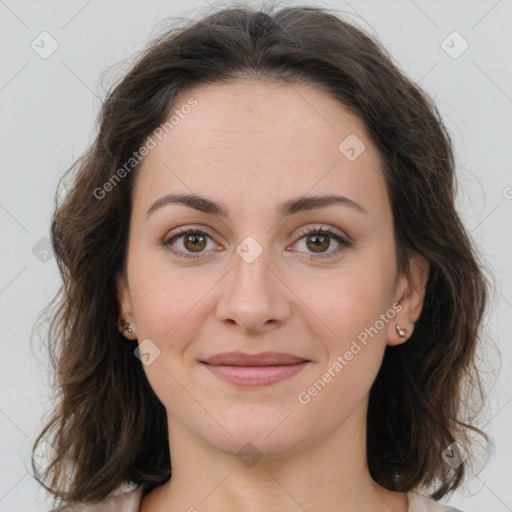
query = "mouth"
xmin=200 ymin=351 xmax=311 ymax=387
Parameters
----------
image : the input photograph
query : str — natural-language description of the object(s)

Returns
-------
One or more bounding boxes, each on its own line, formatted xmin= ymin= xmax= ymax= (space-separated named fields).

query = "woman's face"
xmin=117 ymin=79 xmax=426 ymax=458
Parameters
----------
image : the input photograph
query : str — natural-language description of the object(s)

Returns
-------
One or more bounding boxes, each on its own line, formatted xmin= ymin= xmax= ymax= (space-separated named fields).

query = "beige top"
xmin=53 ymin=482 xmax=464 ymax=511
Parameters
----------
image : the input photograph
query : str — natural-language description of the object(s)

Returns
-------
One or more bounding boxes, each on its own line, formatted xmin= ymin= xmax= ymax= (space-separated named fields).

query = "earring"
xmin=396 ymin=324 xmax=407 ymax=338
xmin=122 ymin=322 xmax=133 ymax=334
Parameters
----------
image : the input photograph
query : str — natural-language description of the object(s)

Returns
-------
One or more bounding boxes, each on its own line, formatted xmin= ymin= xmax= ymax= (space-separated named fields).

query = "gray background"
xmin=0 ymin=0 xmax=511 ymax=510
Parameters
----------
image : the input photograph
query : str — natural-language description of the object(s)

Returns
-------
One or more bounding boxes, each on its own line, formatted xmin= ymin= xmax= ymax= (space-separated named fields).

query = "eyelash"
xmin=163 ymin=225 xmax=352 ymax=260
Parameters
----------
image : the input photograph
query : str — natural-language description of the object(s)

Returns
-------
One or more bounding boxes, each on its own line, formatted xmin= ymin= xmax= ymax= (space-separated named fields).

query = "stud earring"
xmin=396 ymin=324 xmax=407 ymax=338
xmin=122 ymin=322 xmax=133 ymax=334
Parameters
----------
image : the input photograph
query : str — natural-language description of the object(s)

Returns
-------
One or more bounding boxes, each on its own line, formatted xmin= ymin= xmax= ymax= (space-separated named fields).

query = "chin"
xmin=198 ymin=406 xmax=312 ymax=458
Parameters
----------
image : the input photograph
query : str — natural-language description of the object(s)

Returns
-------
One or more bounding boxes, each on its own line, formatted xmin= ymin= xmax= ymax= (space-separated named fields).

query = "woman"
xmin=32 ymin=4 xmax=489 ymax=511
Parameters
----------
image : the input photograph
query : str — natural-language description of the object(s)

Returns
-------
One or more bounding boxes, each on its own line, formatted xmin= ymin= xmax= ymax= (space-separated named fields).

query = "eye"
xmin=163 ymin=227 xmax=218 ymax=259
xmin=291 ymin=225 xmax=351 ymax=259
xmin=163 ymin=225 xmax=351 ymax=260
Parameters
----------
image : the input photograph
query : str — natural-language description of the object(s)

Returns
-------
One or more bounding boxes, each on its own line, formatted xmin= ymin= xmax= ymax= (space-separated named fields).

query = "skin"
xmin=117 ymin=79 xmax=429 ymax=512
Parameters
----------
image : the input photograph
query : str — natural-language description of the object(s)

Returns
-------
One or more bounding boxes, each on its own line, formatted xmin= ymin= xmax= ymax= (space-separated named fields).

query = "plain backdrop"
xmin=1 ymin=1 xmax=511 ymax=511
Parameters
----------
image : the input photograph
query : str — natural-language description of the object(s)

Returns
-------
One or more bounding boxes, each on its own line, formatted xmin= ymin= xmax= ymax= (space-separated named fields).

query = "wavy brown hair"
xmin=32 ymin=2 xmax=490 ymax=509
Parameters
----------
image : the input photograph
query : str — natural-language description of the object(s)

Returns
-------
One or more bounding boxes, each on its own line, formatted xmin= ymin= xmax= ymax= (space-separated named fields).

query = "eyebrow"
xmin=146 ymin=192 xmax=367 ymax=218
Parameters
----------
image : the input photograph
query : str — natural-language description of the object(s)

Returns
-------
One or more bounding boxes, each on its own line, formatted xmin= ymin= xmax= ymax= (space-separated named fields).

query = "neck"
xmin=143 ymin=403 xmax=407 ymax=512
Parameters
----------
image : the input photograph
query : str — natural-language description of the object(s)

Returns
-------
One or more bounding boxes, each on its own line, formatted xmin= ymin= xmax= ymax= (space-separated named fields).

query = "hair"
xmin=32 ymin=2 xmax=491 ymax=509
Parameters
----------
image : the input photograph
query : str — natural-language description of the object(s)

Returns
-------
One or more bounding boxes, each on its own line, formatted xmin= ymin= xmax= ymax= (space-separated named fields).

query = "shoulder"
xmin=407 ymin=492 xmax=464 ymax=512
xmin=50 ymin=482 xmax=144 ymax=512
xmin=52 ymin=486 xmax=464 ymax=512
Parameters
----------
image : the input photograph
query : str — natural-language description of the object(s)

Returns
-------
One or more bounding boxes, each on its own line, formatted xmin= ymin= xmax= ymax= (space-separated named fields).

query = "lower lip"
xmin=201 ymin=361 xmax=310 ymax=386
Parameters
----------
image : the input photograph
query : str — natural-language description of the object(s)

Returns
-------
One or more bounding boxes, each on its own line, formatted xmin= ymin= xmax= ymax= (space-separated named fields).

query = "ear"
xmin=387 ymin=251 xmax=430 ymax=346
xmin=116 ymin=271 xmax=136 ymax=339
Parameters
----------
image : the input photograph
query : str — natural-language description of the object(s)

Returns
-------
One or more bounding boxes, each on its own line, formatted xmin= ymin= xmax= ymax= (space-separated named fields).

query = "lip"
xmin=200 ymin=351 xmax=310 ymax=387
xmin=202 ymin=351 xmax=309 ymax=366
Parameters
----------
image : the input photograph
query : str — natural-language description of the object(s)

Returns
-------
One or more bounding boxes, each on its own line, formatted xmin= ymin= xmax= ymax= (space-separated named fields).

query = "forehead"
xmin=133 ymin=79 xmax=387 ymax=217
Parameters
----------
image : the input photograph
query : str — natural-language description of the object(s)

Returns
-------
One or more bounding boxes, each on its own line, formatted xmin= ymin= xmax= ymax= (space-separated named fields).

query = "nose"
xmin=216 ymin=247 xmax=291 ymax=334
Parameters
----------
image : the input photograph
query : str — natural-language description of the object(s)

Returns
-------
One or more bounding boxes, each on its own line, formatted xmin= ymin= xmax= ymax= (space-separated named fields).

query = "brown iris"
xmin=306 ymin=233 xmax=330 ymax=253
xmin=183 ymin=233 xmax=207 ymax=252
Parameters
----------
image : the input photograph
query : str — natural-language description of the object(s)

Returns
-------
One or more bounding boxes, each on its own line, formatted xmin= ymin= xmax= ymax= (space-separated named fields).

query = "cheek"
xmin=298 ymin=268 xmax=392 ymax=413
xmin=127 ymin=267 xmax=209 ymax=409
xmin=130 ymin=273 xmax=199 ymax=343
xmin=298 ymin=261 xmax=393 ymax=343
xmin=128 ymin=255 xmax=223 ymax=360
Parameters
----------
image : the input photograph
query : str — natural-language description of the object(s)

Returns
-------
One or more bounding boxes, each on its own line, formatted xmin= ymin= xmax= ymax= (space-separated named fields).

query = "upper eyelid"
xmin=295 ymin=224 xmax=347 ymax=239
xmin=164 ymin=224 xmax=348 ymax=243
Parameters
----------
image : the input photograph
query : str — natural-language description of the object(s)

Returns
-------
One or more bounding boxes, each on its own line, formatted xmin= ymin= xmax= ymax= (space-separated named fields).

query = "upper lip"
xmin=201 ymin=351 xmax=309 ymax=366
